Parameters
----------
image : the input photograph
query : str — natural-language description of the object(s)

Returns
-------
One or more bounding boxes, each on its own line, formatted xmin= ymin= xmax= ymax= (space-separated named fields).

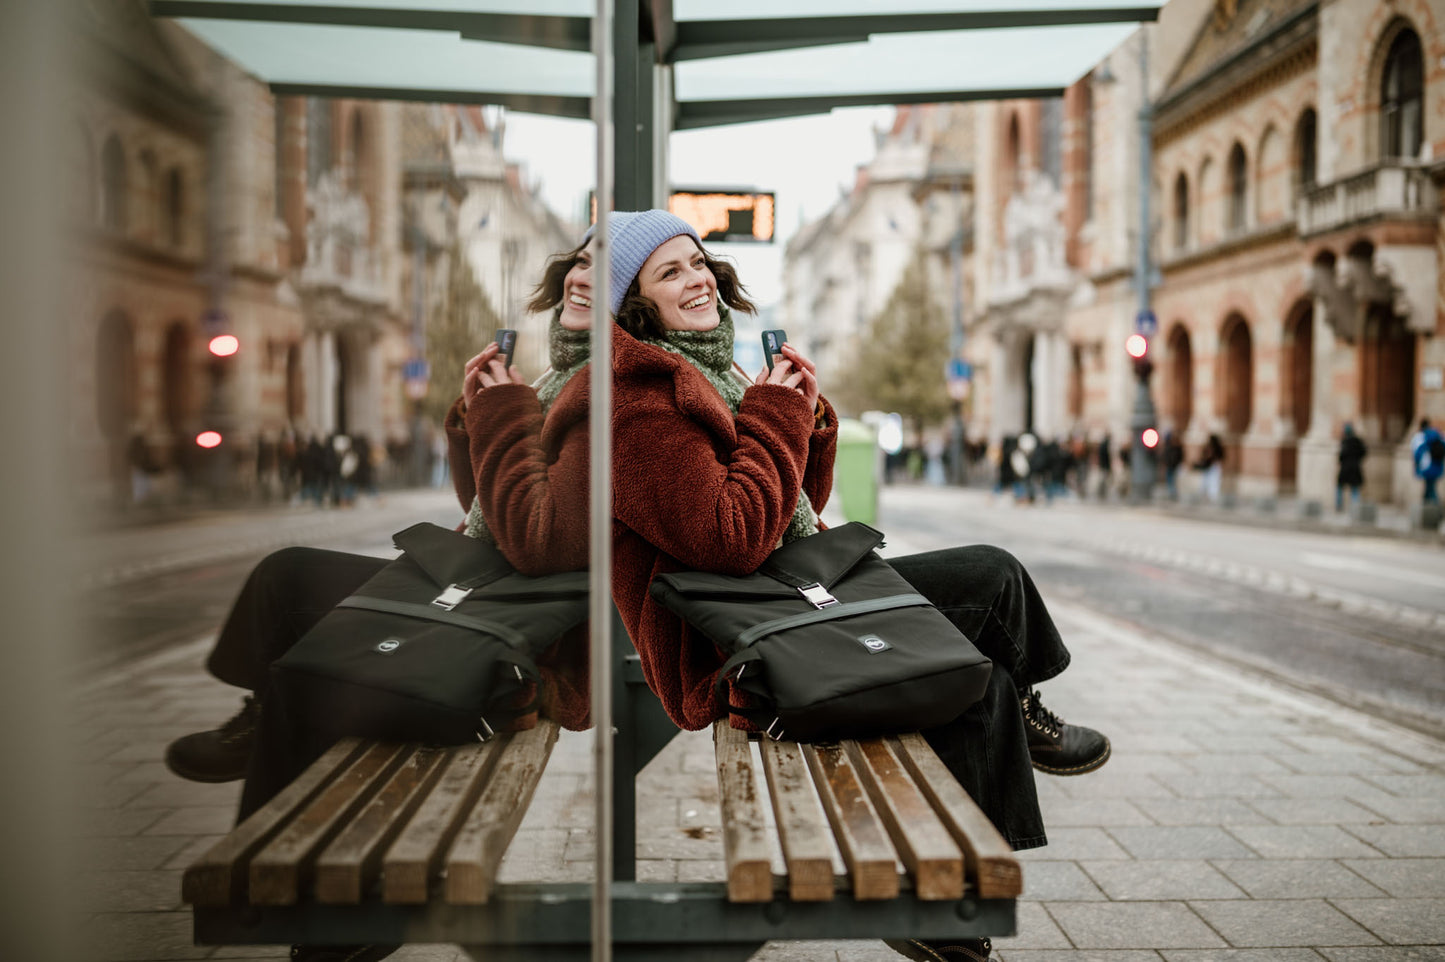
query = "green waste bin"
xmin=833 ymin=418 xmax=880 ymax=525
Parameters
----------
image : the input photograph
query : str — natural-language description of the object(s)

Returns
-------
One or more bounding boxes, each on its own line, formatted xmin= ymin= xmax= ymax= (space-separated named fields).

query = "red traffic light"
xmin=1125 ymin=334 xmax=1149 ymax=359
xmin=208 ymin=334 xmax=240 ymax=357
xmin=196 ymin=431 xmax=223 ymax=448
xmin=1141 ymin=428 xmax=1160 ymax=449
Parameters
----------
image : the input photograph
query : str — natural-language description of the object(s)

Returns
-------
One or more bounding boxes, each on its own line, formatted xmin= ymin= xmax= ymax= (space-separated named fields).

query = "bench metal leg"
xmin=612 ymin=604 xmax=683 ymax=882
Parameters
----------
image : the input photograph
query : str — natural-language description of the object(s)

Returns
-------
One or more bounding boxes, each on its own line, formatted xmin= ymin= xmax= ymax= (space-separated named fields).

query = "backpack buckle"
xmin=432 ymin=584 xmax=473 ymax=610
xmin=798 ymin=583 xmax=838 ymax=609
xmin=475 ymin=716 xmax=496 ymax=742
xmin=765 ymin=718 xmax=786 ymax=741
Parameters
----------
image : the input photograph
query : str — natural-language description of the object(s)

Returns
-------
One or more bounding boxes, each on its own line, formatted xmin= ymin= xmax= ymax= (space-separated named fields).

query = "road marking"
xmin=1299 ymin=551 xmax=1445 ymax=590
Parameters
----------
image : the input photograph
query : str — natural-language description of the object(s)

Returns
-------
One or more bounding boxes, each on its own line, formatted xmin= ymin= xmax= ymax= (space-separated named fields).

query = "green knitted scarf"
xmin=643 ymin=306 xmax=818 ymax=545
xmin=464 ymin=309 xmax=590 ymax=541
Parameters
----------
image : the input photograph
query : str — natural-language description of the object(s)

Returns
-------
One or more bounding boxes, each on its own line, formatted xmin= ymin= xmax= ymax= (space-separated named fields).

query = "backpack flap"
xmin=391 ymin=521 xmax=516 ymax=590
xmin=757 ymin=522 xmax=885 ymax=590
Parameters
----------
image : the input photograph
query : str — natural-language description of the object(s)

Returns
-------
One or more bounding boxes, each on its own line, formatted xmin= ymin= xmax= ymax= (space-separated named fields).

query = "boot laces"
xmin=1023 ymin=688 xmax=1062 ymax=738
xmin=219 ymin=696 xmax=259 ymax=744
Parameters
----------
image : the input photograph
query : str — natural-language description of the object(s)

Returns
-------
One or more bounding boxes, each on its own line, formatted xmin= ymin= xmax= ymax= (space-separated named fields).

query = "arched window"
xmin=1227 ymin=143 xmax=1248 ymax=233
xmin=1166 ymin=324 xmax=1193 ymax=433
xmin=1173 ymin=172 xmax=1190 ymax=251
xmin=165 ymin=168 xmax=185 ymax=247
xmin=100 ymin=135 xmax=127 ymax=232
xmin=138 ymin=149 xmax=158 ymax=240
xmin=1222 ymin=316 xmax=1253 ymax=435
xmin=1006 ymin=113 xmax=1022 ymax=196
xmin=1295 ymin=108 xmax=1317 ymax=197
xmin=1380 ymin=28 xmax=1424 ymax=160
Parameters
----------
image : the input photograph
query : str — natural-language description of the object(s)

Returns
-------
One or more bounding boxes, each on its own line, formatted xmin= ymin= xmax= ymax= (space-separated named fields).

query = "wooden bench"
xmin=185 ymin=616 xmax=1020 ymax=959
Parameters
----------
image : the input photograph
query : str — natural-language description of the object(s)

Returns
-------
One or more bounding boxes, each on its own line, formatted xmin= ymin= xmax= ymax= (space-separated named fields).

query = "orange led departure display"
xmin=590 ymin=190 xmax=776 ymax=243
xmin=668 ymin=190 xmax=775 ymax=243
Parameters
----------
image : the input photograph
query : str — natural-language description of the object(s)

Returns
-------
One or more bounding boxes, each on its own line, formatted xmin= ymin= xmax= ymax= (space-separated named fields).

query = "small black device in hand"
xmin=761 ymin=329 xmax=787 ymax=371
xmin=494 ymin=329 xmax=518 ymax=369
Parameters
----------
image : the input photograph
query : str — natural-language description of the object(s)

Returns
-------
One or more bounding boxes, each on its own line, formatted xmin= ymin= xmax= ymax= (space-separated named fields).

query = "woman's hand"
xmin=754 ymin=342 xmax=819 ymax=414
xmin=462 ymin=342 xmax=525 ymax=410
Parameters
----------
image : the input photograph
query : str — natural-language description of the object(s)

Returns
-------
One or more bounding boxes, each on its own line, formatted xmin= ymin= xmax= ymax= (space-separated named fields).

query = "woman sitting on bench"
xmin=604 ymin=209 xmax=1111 ymax=962
xmin=164 ymin=237 xmax=599 ymax=962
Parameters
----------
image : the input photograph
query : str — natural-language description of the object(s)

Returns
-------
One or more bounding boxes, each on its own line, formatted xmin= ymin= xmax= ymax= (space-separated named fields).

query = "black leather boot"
xmin=1021 ymin=687 xmax=1111 ymax=775
xmin=164 ymin=696 xmax=260 ymax=783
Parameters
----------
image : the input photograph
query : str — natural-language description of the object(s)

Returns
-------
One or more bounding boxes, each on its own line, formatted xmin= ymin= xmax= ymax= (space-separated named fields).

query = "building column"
xmin=1296 ymin=294 xmax=1344 ymax=503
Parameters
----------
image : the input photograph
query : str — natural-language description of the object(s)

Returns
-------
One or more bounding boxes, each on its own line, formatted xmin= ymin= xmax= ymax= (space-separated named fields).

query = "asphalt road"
xmin=80 ymin=485 xmax=1445 ymax=741
xmin=874 ymin=487 xmax=1445 ymax=742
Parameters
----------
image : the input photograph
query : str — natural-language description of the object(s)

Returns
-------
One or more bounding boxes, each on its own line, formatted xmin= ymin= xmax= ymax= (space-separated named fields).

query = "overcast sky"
xmin=498 ymin=105 xmax=896 ymax=308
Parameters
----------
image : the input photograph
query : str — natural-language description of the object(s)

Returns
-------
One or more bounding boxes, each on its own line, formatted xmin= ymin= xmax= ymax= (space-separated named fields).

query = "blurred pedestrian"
xmin=1194 ymin=433 xmax=1225 ymax=502
xmin=1094 ymin=432 xmax=1112 ymax=500
xmin=1162 ymin=430 xmax=1184 ymax=500
xmin=1410 ymin=418 xmax=1444 ymax=505
xmin=1335 ymin=423 xmax=1367 ymax=512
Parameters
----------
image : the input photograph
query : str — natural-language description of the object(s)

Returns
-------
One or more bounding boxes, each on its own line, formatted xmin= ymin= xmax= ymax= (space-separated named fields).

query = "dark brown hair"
xmin=614 ymin=241 xmax=756 ymax=339
xmin=526 ymin=239 xmax=590 ymax=314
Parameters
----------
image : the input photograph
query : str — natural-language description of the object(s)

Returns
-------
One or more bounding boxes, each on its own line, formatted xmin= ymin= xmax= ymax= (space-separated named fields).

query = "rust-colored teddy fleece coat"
xmin=609 ymin=323 xmax=838 ymax=731
xmin=444 ymin=377 xmax=592 ymax=730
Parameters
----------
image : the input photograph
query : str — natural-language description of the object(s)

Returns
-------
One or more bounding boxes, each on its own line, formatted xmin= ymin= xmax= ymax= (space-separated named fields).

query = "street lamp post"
xmin=1128 ymin=28 xmax=1158 ymax=504
xmin=948 ymin=176 xmax=967 ymax=485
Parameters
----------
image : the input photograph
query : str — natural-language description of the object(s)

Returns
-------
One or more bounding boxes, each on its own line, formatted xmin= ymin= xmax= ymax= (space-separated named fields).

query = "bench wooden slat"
xmin=444 ymin=720 xmax=560 ymax=904
xmin=182 ymin=736 xmax=367 ymax=907
xmin=845 ymin=738 xmax=963 ymax=900
xmin=892 ymin=732 xmax=1023 ymax=899
xmin=249 ymin=741 xmax=408 ymax=905
xmin=712 ymin=721 xmax=773 ymax=903
xmin=802 ymin=741 xmax=898 ymax=900
xmin=314 ymin=744 xmax=449 ymax=904
xmin=381 ymin=739 xmax=504 ymax=904
xmin=758 ymin=738 xmax=834 ymax=901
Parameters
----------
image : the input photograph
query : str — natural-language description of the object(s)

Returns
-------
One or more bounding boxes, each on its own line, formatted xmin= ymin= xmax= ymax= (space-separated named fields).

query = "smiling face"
xmin=637 ymin=235 xmax=719 ymax=332
xmin=558 ymin=240 xmax=594 ymax=331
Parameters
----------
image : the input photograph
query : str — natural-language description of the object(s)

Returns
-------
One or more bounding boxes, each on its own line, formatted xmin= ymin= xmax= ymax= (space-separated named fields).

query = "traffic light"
xmin=199 ymin=330 xmax=239 ymax=448
xmin=1125 ymin=333 xmax=1153 ymax=382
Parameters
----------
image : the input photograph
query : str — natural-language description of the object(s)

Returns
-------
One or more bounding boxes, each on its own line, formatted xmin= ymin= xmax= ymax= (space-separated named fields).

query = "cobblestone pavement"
xmin=74 ymin=497 xmax=1445 ymax=961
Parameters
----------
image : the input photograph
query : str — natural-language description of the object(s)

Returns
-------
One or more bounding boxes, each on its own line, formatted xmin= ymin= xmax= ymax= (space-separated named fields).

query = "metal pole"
xmin=589 ymin=1 xmax=614 ymax=958
xmin=1128 ymin=27 xmax=1157 ymax=504
xmin=949 ymin=176 xmax=966 ymax=485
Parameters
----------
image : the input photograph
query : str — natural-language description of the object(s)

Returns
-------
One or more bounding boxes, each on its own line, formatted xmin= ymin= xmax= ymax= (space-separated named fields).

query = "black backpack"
xmin=272 ymin=523 xmax=588 ymax=744
xmin=1429 ymin=435 xmax=1445 ymax=463
xmin=649 ymin=522 xmax=992 ymax=742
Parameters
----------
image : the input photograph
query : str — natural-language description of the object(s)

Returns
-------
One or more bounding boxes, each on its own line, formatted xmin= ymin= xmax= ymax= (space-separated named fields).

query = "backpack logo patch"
xmin=376 ymin=639 xmax=402 ymax=653
xmin=857 ymin=634 xmax=892 ymax=654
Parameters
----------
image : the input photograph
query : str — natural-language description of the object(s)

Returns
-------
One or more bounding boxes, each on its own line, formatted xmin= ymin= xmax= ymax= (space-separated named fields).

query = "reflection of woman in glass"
xmin=165 ymin=238 xmax=597 ymax=790
xmin=605 ymin=209 xmax=1109 ymax=962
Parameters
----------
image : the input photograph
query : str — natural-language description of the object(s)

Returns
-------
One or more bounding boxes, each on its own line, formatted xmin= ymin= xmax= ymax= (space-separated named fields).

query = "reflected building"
xmin=72 ymin=2 xmax=574 ymax=506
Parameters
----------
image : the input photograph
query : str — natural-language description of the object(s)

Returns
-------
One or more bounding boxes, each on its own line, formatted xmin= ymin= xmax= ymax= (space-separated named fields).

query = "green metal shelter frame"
xmin=150 ymin=3 xmax=1160 ymax=958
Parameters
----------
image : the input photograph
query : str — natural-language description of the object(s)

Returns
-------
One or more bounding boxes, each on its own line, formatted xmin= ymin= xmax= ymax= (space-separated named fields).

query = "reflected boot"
xmin=885 ymin=936 xmax=992 ymax=961
xmin=1021 ymin=687 xmax=1111 ymax=775
xmin=164 ymin=696 xmax=260 ymax=783
xmin=289 ymin=945 xmax=399 ymax=962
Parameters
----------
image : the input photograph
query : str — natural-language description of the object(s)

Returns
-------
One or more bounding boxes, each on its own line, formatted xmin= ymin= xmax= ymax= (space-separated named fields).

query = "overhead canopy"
xmin=158 ymin=1 xmax=1159 ymax=128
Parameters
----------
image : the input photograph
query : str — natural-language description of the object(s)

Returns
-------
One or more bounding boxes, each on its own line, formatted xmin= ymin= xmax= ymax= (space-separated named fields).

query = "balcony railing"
xmin=1299 ymin=162 xmax=1437 ymax=237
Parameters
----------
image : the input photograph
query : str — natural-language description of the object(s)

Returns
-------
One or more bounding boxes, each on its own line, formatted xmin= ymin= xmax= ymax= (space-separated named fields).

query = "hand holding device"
xmin=494 ymin=329 xmax=518 ymax=370
xmin=761 ymin=329 xmax=787 ymax=371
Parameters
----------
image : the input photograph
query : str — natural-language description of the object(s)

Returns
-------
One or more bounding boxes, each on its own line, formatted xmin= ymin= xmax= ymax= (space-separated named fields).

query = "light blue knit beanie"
xmin=602 ymin=209 xmax=702 ymax=314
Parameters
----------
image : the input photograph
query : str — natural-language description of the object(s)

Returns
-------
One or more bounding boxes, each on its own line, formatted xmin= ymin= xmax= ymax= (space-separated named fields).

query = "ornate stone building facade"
xmin=1147 ymin=0 xmax=1443 ymax=505
xmin=791 ymin=0 xmax=1442 ymax=509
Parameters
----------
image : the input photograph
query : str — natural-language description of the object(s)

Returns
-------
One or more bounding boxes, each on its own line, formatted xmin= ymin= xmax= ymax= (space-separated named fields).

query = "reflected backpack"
xmin=272 ymin=522 xmax=588 ymax=744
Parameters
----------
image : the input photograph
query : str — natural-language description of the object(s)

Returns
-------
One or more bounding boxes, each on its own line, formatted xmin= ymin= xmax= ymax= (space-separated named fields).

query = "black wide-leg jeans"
xmin=203 ymin=546 xmax=388 ymax=821
xmin=887 ymin=544 xmax=1072 ymax=851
